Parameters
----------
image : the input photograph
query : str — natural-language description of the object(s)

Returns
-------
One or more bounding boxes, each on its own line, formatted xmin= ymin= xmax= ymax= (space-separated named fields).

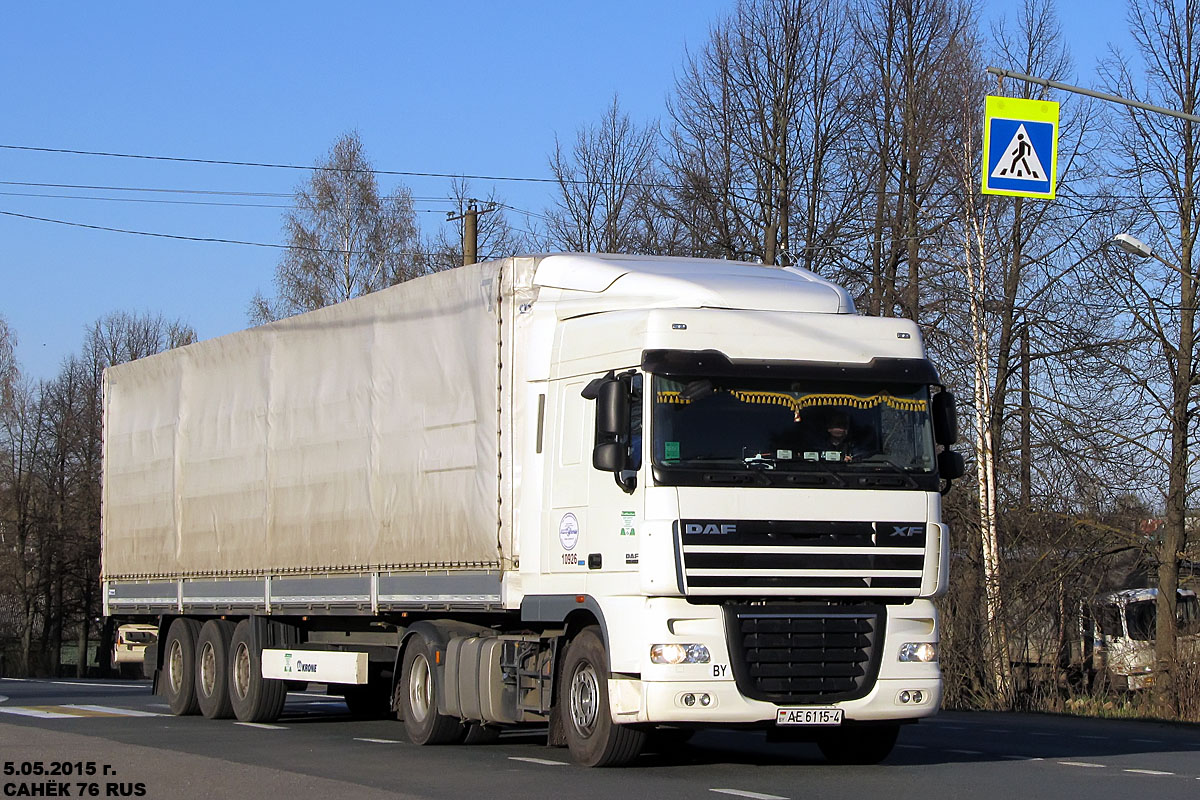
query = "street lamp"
xmin=1111 ymin=232 xmax=1154 ymax=259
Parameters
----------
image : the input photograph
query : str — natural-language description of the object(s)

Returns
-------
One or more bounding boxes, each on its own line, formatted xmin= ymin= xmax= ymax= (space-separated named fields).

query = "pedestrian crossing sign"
xmin=982 ymin=95 xmax=1059 ymax=199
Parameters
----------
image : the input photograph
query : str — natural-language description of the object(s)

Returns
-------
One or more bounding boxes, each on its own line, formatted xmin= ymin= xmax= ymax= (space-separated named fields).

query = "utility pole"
xmin=447 ymin=199 xmax=498 ymax=266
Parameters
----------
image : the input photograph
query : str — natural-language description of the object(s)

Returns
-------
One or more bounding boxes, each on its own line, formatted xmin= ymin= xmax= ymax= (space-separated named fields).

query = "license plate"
xmin=776 ymin=707 xmax=843 ymax=726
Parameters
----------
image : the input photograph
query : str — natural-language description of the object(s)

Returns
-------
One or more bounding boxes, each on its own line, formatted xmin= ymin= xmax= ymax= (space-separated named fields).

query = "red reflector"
xmin=575 ymin=595 xmax=586 ymax=603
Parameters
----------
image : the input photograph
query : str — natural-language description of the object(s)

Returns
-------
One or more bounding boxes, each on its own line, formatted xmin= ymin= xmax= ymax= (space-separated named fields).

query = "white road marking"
xmin=354 ymin=738 xmax=402 ymax=744
xmin=0 ymin=695 xmax=8 ymax=703
xmin=1131 ymin=739 xmax=1163 ymax=744
xmin=897 ymin=744 xmax=927 ymax=749
xmin=235 ymin=722 xmax=287 ymax=730
xmin=1031 ymin=732 xmax=1053 ymax=737
xmin=1058 ymin=761 xmax=1105 ymax=768
xmin=1000 ymin=755 xmax=1035 ymax=760
xmin=710 ymin=790 xmax=788 ymax=800
xmin=1124 ymin=769 xmax=1173 ymax=776
xmin=508 ymin=757 xmax=568 ymax=766
xmin=946 ymin=749 xmax=983 ymax=755
xmin=62 ymin=704 xmax=163 ymax=717
xmin=289 ymin=692 xmax=342 ymax=699
xmin=0 ymin=707 xmax=76 ymax=719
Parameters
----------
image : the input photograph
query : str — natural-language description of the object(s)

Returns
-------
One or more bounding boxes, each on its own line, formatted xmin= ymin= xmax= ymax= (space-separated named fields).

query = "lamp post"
xmin=1110 ymin=231 xmax=1189 ymax=710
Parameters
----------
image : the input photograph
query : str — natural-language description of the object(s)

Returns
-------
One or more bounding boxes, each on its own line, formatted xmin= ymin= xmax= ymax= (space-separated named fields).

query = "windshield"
xmin=651 ymin=375 xmax=936 ymax=486
xmin=1124 ymin=595 xmax=1199 ymax=641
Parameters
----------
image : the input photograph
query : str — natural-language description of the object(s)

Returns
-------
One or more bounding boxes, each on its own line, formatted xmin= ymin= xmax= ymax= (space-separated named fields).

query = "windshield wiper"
xmin=856 ymin=456 xmax=921 ymax=488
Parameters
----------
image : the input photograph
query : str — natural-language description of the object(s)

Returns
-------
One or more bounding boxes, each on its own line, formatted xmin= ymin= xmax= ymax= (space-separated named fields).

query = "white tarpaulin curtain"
xmin=102 ymin=261 xmax=511 ymax=579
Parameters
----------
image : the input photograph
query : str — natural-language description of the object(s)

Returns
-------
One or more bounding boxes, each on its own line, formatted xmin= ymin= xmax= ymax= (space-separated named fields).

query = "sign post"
xmin=981 ymin=96 xmax=1059 ymax=200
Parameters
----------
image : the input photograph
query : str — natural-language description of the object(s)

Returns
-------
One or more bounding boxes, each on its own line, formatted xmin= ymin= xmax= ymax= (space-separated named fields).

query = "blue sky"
xmin=1 ymin=1 xmax=1129 ymax=380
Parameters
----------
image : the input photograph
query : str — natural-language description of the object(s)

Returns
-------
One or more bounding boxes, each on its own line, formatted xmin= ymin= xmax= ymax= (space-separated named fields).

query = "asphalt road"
xmin=2 ymin=678 xmax=1200 ymax=800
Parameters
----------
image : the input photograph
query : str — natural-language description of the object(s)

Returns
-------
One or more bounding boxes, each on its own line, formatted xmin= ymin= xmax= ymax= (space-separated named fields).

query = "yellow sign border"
xmin=982 ymin=95 xmax=1059 ymax=199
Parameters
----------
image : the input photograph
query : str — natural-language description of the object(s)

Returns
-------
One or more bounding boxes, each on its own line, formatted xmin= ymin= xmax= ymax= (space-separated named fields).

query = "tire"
xmin=195 ymin=619 xmax=236 ymax=719
xmin=399 ymin=635 xmax=461 ymax=745
xmin=163 ymin=618 xmax=201 ymax=716
xmin=559 ymin=626 xmax=645 ymax=767
xmin=817 ymin=723 xmax=899 ymax=764
xmin=228 ymin=619 xmax=287 ymax=723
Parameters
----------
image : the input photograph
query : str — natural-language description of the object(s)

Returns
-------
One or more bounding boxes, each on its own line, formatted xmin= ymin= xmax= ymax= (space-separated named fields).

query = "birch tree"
xmin=250 ymin=132 xmax=422 ymax=323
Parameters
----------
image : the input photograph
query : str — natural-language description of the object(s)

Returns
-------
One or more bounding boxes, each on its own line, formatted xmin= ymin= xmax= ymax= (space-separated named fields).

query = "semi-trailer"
xmin=102 ymin=253 xmax=963 ymax=766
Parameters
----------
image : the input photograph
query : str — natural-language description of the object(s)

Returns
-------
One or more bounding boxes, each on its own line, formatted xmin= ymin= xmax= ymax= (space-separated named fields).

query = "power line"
xmin=0 ymin=209 xmax=436 ymax=257
xmin=0 ymin=189 xmax=469 ymax=213
xmin=6 ymin=141 xmax=1196 ymax=201
xmin=0 ymin=142 xmax=563 ymax=185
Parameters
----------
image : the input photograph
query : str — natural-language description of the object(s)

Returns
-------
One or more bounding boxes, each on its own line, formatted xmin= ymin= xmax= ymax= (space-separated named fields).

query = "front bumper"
xmin=602 ymin=597 xmax=942 ymax=725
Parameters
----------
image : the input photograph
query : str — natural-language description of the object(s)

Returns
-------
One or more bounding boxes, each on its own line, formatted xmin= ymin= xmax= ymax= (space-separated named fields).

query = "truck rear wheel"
xmin=195 ymin=619 xmax=235 ymax=719
xmin=817 ymin=723 xmax=899 ymax=764
xmin=399 ymin=635 xmax=460 ymax=744
xmin=559 ymin=626 xmax=645 ymax=767
xmin=228 ymin=619 xmax=287 ymax=723
xmin=163 ymin=618 xmax=201 ymax=716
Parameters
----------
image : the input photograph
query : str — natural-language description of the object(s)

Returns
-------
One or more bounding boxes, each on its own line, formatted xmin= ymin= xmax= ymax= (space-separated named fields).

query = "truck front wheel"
xmin=559 ymin=626 xmax=645 ymax=767
xmin=228 ymin=619 xmax=287 ymax=723
xmin=163 ymin=618 xmax=201 ymax=715
xmin=399 ymin=635 xmax=461 ymax=744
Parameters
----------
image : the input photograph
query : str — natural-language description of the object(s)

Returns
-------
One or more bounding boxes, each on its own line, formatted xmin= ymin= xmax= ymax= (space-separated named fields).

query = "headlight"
xmin=899 ymin=642 xmax=938 ymax=663
xmin=650 ymin=643 xmax=711 ymax=664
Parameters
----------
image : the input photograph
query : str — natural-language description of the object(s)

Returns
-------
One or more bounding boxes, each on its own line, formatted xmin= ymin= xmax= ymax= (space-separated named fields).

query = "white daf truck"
xmin=102 ymin=253 xmax=963 ymax=767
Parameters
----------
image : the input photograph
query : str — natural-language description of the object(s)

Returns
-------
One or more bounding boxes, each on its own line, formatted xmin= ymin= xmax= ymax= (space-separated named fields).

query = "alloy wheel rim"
xmin=233 ymin=642 xmax=251 ymax=700
xmin=409 ymin=653 xmax=432 ymax=722
xmin=199 ymin=642 xmax=217 ymax=697
xmin=168 ymin=639 xmax=184 ymax=695
xmin=569 ymin=661 xmax=600 ymax=735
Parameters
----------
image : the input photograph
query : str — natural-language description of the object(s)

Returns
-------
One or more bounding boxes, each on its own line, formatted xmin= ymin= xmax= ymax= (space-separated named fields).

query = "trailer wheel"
xmin=195 ymin=619 xmax=235 ymax=719
xmin=399 ymin=635 xmax=460 ymax=744
xmin=163 ymin=618 xmax=201 ymax=716
xmin=228 ymin=619 xmax=287 ymax=723
xmin=559 ymin=626 xmax=645 ymax=767
xmin=817 ymin=723 xmax=899 ymax=764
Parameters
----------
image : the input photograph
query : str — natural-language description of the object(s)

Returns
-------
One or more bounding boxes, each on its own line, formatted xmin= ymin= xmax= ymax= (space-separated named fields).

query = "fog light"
xmin=699 ymin=693 xmax=712 ymax=706
xmin=899 ymin=642 xmax=938 ymax=662
xmin=682 ymin=693 xmax=696 ymax=706
xmin=912 ymin=690 xmax=924 ymax=703
xmin=651 ymin=643 xmax=711 ymax=664
xmin=899 ymin=690 xmax=912 ymax=704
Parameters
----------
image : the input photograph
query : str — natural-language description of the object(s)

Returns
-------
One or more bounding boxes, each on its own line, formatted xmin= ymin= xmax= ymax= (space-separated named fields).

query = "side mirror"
xmin=593 ymin=441 xmax=626 ymax=472
xmin=932 ymin=391 xmax=958 ymax=445
xmin=582 ymin=372 xmax=639 ymax=493
xmin=596 ymin=379 xmax=629 ymax=436
xmin=938 ymin=450 xmax=965 ymax=481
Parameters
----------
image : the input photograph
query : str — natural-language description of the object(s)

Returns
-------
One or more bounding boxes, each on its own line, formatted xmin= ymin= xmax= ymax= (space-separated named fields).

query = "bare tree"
xmin=849 ymin=0 xmax=976 ymax=320
xmin=546 ymin=95 xmax=659 ymax=254
xmin=426 ymin=179 xmax=528 ymax=270
xmin=1097 ymin=0 xmax=1200 ymax=713
xmin=250 ymin=132 xmax=422 ymax=323
xmin=0 ymin=316 xmax=15 ymax=410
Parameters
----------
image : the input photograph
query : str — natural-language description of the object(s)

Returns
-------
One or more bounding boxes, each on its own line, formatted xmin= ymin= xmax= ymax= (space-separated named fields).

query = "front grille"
xmin=676 ymin=519 xmax=927 ymax=596
xmin=724 ymin=604 xmax=884 ymax=703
